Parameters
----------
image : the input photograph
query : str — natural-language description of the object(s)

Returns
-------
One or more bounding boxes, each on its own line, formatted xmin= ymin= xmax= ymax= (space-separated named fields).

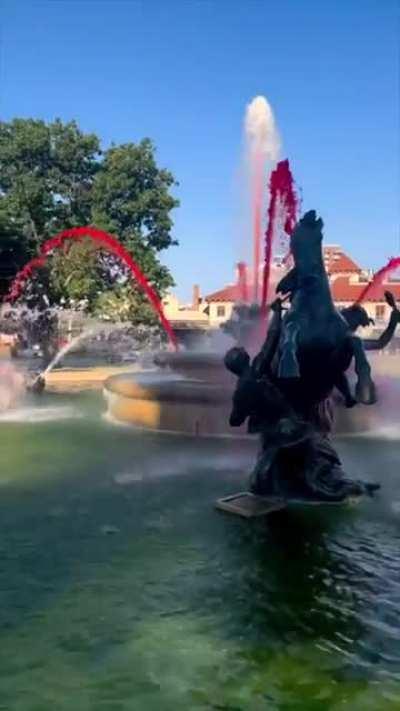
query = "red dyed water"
xmin=252 ymin=154 xmax=264 ymax=302
xmin=6 ymin=226 xmax=178 ymax=349
xmin=237 ymin=261 xmax=249 ymax=303
xmin=260 ymin=159 xmax=297 ymax=312
xmin=356 ymin=257 xmax=400 ymax=305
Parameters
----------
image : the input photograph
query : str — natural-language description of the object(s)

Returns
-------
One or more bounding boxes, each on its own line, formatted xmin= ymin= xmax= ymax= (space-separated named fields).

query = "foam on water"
xmin=359 ymin=425 xmax=400 ymax=440
xmin=339 ymin=424 xmax=400 ymax=441
xmin=0 ymin=405 xmax=83 ymax=423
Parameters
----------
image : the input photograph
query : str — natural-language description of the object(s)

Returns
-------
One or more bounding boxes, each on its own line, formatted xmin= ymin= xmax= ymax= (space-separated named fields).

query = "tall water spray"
xmin=244 ymin=96 xmax=281 ymax=302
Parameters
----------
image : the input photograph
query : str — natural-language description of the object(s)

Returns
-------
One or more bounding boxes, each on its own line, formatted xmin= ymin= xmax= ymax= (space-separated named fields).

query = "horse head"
xmin=291 ymin=210 xmax=324 ymax=275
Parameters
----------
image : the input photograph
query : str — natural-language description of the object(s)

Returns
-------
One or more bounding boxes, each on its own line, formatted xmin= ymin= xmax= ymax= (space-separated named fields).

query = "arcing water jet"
xmin=244 ymin=96 xmax=280 ymax=301
xmin=356 ymin=257 xmax=400 ymax=304
xmin=6 ymin=227 xmax=178 ymax=349
xmin=261 ymin=159 xmax=298 ymax=312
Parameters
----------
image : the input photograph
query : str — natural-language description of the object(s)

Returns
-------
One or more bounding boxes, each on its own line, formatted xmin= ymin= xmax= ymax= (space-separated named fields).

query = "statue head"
xmin=341 ymin=304 xmax=374 ymax=332
xmin=224 ymin=346 xmax=250 ymax=376
xmin=290 ymin=210 xmax=324 ymax=271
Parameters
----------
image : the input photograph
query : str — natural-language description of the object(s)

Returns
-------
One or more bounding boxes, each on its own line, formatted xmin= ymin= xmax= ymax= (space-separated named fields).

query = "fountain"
xmin=6 ymin=226 xmax=177 ymax=350
xmin=104 ymin=97 xmax=286 ymax=435
xmin=4 ymin=100 xmax=399 ymax=446
xmin=244 ymin=96 xmax=281 ymax=302
xmin=103 ymin=99 xmax=399 ymax=440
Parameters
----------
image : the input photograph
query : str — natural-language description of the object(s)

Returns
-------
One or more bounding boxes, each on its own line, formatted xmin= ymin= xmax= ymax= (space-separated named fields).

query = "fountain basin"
xmin=103 ymin=352 xmax=396 ymax=438
xmin=104 ymin=370 xmax=246 ymax=437
xmin=103 ymin=352 xmax=383 ymax=438
xmin=153 ymin=351 xmax=232 ymax=384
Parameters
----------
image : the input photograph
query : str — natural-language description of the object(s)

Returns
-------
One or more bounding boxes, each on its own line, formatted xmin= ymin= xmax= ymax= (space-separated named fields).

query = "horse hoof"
xmin=355 ymin=380 xmax=377 ymax=405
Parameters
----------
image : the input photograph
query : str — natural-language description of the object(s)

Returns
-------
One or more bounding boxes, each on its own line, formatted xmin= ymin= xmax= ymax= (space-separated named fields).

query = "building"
xmin=162 ymin=286 xmax=211 ymax=347
xmin=164 ymin=247 xmax=400 ymax=340
xmin=164 ymin=259 xmax=287 ymax=330
xmin=325 ymin=246 xmax=400 ymax=337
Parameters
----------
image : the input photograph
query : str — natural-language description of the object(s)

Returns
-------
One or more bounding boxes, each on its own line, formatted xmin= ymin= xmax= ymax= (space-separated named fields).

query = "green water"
xmin=0 ymin=392 xmax=399 ymax=710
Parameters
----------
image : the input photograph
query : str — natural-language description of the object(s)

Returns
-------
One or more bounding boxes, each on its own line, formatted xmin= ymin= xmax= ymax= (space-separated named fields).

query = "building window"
xmin=217 ymin=305 xmax=226 ymax=318
xmin=375 ymin=304 xmax=385 ymax=322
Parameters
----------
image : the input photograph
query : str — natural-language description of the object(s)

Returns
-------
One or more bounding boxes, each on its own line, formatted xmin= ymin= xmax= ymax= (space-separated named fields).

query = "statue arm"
xmin=229 ymin=400 xmax=247 ymax=427
xmin=363 ymin=306 xmax=399 ymax=351
xmin=228 ymin=383 xmax=249 ymax=427
xmin=276 ymin=267 xmax=297 ymax=296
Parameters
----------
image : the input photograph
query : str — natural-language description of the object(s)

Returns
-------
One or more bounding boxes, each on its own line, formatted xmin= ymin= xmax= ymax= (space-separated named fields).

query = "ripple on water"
xmin=0 ymin=406 xmax=83 ymax=423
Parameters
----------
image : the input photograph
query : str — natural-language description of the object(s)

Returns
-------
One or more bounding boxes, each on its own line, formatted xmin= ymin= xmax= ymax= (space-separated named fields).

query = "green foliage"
xmin=92 ymin=139 xmax=178 ymax=249
xmin=94 ymin=284 xmax=158 ymax=326
xmin=49 ymin=240 xmax=103 ymax=306
xmin=0 ymin=120 xmax=179 ymax=324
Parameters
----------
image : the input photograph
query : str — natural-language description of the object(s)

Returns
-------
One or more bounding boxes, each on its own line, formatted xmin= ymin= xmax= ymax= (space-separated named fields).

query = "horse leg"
xmin=278 ymin=321 xmax=300 ymax=378
xmin=334 ymin=372 xmax=357 ymax=408
xmin=327 ymin=338 xmax=357 ymax=407
xmin=351 ymin=336 xmax=377 ymax=405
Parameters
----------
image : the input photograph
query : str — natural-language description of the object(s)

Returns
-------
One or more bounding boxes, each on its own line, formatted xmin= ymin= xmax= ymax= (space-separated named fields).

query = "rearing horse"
xmin=273 ymin=210 xmax=376 ymax=413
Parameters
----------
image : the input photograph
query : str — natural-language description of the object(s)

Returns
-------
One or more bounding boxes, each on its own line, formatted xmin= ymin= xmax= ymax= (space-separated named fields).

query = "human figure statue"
xmin=341 ymin=291 xmax=400 ymax=350
xmin=224 ymin=209 xmax=386 ymax=502
xmin=224 ymin=338 xmax=378 ymax=500
xmin=224 ymin=343 xmax=312 ymax=496
xmin=332 ymin=292 xmax=400 ymax=407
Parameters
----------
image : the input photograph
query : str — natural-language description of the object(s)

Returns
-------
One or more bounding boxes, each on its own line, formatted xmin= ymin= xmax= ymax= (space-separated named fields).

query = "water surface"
xmin=0 ymin=391 xmax=399 ymax=710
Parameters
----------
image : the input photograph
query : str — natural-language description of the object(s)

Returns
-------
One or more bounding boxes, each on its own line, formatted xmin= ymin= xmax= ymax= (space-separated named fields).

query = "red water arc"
xmin=6 ymin=226 xmax=178 ymax=349
xmin=356 ymin=256 xmax=400 ymax=305
xmin=261 ymin=159 xmax=298 ymax=312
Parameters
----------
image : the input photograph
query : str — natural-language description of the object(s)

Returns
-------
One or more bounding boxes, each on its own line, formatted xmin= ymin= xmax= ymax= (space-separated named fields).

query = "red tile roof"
xmin=330 ymin=276 xmax=400 ymax=303
xmin=330 ymin=277 xmax=365 ymax=302
xmin=206 ymin=264 xmax=285 ymax=303
xmin=205 ymin=244 xmax=400 ymax=305
xmin=323 ymin=246 xmax=361 ymax=274
xmin=206 ymin=275 xmax=400 ymax=305
xmin=205 ymin=285 xmax=241 ymax=303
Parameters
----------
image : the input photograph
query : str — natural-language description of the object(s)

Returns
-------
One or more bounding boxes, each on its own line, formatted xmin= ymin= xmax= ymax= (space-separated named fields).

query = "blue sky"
xmin=1 ymin=0 xmax=399 ymax=300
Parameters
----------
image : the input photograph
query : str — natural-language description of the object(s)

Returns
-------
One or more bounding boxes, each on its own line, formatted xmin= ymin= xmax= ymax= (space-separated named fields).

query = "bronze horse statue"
xmin=271 ymin=210 xmax=376 ymax=418
xmin=224 ymin=209 xmax=397 ymax=500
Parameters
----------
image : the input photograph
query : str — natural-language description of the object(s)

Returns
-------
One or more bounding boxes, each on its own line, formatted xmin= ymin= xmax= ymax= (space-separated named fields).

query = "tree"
xmin=49 ymin=239 xmax=103 ymax=307
xmin=0 ymin=119 xmax=100 ymax=266
xmin=0 ymin=120 xmax=178 ymax=324
xmin=91 ymin=139 xmax=178 ymax=296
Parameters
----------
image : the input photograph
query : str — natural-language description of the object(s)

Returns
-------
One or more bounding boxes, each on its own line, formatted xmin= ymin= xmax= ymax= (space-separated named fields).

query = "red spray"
xmin=356 ymin=257 xmax=400 ymax=304
xmin=261 ymin=159 xmax=298 ymax=312
xmin=6 ymin=226 xmax=178 ymax=349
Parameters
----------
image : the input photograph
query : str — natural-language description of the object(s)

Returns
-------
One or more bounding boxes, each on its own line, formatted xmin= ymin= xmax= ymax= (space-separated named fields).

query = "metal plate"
xmin=215 ymin=492 xmax=286 ymax=518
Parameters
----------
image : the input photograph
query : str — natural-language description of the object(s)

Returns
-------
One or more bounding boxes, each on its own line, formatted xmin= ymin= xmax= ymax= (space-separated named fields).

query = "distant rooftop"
xmin=322 ymin=246 xmax=361 ymax=274
xmin=205 ymin=246 xmax=397 ymax=304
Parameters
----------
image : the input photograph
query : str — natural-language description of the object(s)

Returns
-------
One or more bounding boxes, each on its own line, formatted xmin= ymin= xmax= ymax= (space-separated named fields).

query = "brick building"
xmin=204 ymin=246 xmax=400 ymax=337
